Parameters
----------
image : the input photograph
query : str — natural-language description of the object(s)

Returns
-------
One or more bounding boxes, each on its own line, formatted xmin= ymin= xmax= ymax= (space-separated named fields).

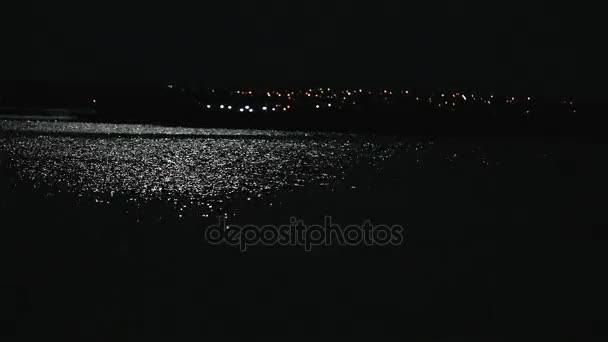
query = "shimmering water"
xmin=0 ymin=120 xmax=353 ymax=137
xmin=0 ymin=120 xmax=406 ymax=220
xmin=3 ymin=121 xmax=602 ymax=340
xmin=3 ymin=119 xmax=570 ymax=227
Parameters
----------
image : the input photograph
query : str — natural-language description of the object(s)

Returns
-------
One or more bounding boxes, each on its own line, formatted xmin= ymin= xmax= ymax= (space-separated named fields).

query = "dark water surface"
xmin=2 ymin=120 xmax=606 ymax=338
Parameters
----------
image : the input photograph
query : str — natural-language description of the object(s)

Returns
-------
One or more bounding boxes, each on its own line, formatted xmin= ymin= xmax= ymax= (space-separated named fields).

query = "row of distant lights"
xmin=204 ymin=103 xmax=336 ymax=111
xmin=233 ymin=89 xmax=537 ymax=106
xmin=175 ymin=85 xmax=541 ymax=104
xmin=179 ymin=85 xmax=571 ymax=112
xmin=229 ymin=93 xmax=531 ymax=103
xmin=204 ymin=104 xmax=295 ymax=112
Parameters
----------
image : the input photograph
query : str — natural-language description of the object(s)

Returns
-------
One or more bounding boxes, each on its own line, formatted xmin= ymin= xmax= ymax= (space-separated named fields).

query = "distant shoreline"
xmin=0 ymin=114 xmax=77 ymax=121
xmin=0 ymin=106 xmax=96 ymax=116
xmin=0 ymin=107 xmax=96 ymax=122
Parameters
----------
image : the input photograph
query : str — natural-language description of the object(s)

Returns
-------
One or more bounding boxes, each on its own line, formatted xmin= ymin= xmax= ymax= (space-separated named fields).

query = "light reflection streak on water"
xmin=0 ymin=121 xmax=404 ymax=219
xmin=0 ymin=120 xmax=512 ymax=221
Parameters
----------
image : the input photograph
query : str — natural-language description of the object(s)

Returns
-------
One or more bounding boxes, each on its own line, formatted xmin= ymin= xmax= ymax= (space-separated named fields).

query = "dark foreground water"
xmin=1 ymin=120 xmax=607 ymax=338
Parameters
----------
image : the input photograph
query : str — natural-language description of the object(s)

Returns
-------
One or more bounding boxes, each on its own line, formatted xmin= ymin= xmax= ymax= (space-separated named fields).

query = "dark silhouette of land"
xmin=1 ymin=80 xmax=605 ymax=141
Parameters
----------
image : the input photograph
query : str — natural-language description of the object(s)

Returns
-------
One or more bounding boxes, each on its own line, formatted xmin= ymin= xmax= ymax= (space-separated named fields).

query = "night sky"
xmin=3 ymin=1 xmax=604 ymax=98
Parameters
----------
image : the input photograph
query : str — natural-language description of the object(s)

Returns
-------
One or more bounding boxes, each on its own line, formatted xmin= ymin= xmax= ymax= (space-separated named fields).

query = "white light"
xmin=245 ymin=105 xmax=250 ymax=110
xmin=316 ymin=105 xmax=320 ymax=109
xmin=92 ymin=99 xmax=96 ymax=103
xmin=228 ymin=106 xmax=232 ymax=110
xmin=206 ymin=105 xmax=211 ymax=109
xmin=527 ymin=97 xmax=531 ymax=101
xmin=249 ymin=109 xmax=254 ymax=113
xmin=328 ymin=103 xmax=332 ymax=107
xmin=167 ymin=84 xmax=174 ymax=89
xmin=239 ymin=108 xmax=244 ymax=112
xmin=272 ymin=108 xmax=276 ymax=111
xmin=262 ymin=106 xmax=268 ymax=111
xmin=220 ymin=105 xmax=225 ymax=109
xmin=462 ymin=95 xmax=467 ymax=101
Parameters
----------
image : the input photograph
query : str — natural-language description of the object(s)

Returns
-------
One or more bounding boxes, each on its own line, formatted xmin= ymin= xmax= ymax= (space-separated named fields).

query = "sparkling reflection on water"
xmin=0 ymin=120 xmax=406 ymax=220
